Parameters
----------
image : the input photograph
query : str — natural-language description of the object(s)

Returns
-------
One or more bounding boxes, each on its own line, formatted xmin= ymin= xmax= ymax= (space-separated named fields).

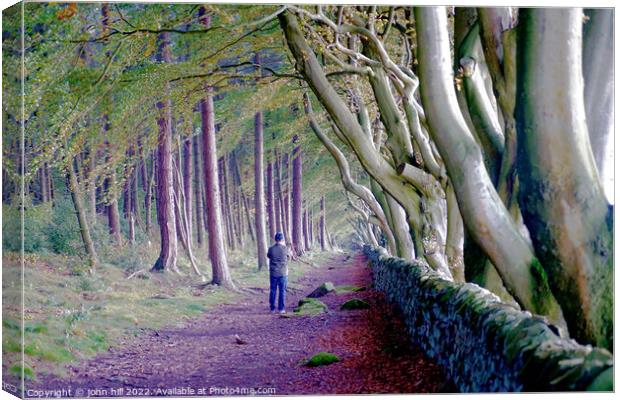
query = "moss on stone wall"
xmin=364 ymin=245 xmax=613 ymax=392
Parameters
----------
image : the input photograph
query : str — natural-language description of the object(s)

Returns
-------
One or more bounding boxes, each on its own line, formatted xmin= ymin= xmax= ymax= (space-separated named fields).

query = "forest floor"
xmin=17 ymin=252 xmax=453 ymax=396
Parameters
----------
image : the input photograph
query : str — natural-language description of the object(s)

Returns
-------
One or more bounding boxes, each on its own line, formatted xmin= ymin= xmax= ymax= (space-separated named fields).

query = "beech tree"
xmin=278 ymin=5 xmax=613 ymax=348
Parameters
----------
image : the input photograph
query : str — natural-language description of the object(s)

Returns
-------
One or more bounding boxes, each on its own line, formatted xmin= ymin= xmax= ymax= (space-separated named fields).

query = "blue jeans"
xmin=269 ymin=275 xmax=287 ymax=311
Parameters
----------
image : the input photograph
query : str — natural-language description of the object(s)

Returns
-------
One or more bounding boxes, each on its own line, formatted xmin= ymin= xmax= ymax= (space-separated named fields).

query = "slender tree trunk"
xmin=266 ymin=159 xmax=275 ymax=241
xmin=67 ymin=156 xmax=97 ymax=267
xmin=254 ymin=111 xmax=269 ymax=268
xmin=242 ymin=192 xmax=256 ymax=242
xmin=139 ymin=137 xmax=148 ymax=192
xmin=291 ymin=142 xmax=304 ymax=255
xmin=234 ymin=187 xmax=244 ymax=247
xmin=309 ymin=207 xmax=314 ymax=245
xmin=182 ymin=137 xmax=193 ymax=242
xmin=39 ymin=167 xmax=48 ymax=203
xmin=87 ymin=147 xmax=97 ymax=224
xmin=282 ymin=152 xmax=292 ymax=244
xmin=105 ymin=150 xmax=122 ymax=246
xmin=151 ymin=31 xmax=178 ymax=273
xmin=48 ymin=163 xmax=55 ymax=202
xmin=303 ymin=206 xmax=311 ymax=250
xmin=132 ymin=160 xmax=142 ymax=229
xmin=172 ymin=150 xmax=203 ymax=277
xmin=144 ymin=151 xmax=154 ymax=237
xmin=320 ymin=196 xmax=327 ymax=250
xmin=127 ymin=165 xmax=136 ymax=244
xmin=199 ymin=41 xmax=234 ymax=287
xmin=516 ymin=8 xmax=612 ymax=349
xmin=273 ymin=150 xmax=283 ymax=234
xmin=218 ymin=156 xmax=234 ymax=250
xmin=193 ymin=135 xmax=204 ymax=247
xmin=229 ymin=153 xmax=244 ymax=248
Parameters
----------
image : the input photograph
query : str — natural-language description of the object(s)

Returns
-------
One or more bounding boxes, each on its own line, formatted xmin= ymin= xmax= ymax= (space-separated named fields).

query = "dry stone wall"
xmin=364 ymin=245 xmax=613 ymax=392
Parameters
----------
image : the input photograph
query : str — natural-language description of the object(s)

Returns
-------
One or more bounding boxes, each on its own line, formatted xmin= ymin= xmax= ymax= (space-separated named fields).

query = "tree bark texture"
xmin=254 ymin=111 xmax=269 ymax=268
xmin=516 ymin=8 xmax=612 ymax=349
xmin=413 ymin=7 xmax=564 ymax=326
xmin=291 ymin=142 xmax=304 ymax=255
xmin=200 ymin=82 xmax=234 ymax=287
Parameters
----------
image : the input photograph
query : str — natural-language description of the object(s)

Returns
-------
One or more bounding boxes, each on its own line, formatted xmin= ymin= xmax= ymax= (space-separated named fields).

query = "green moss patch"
xmin=334 ymin=285 xmax=366 ymax=294
xmin=340 ymin=298 xmax=370 ymax=310
xmin=303 ymin=352 xmax=340 ymax=367
xmin=293 ymin=298 xmax=328 ymax=316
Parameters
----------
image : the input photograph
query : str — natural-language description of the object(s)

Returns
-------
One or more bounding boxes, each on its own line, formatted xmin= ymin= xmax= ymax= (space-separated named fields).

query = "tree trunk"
xmin=282 ymin=152 xmax=292 ymax=244
xmin=182 ymin=137 xmax=193 ymax=243
xmin=291 ymin=142 xmax=304 ymax=255
xmin=127 ymin=167 xmax=136 ymax=244
xmin=105 ymin=163 xmax=122 ymax=246
xmin=131 ymin=158 xmax=142 ymax=229
xmin=309 ymin=207 xmax=314 ymax=245
xmin=413 ymin=7 xmax=564 ymax=326
xmin=144 ymin=151 xmax=154 ymax=237
xmin=320 ymin=196 xmax=327 ymax=251
xmin=254 ymin=111 xmax=269 ymax=268
xmin=279 ymin=11 xmax=449 ymax=276
xmin=385 ymin=193 xmax=415 ymax=260
xmin=582 ymin=8 xmax=613 ymax=177
xmin=303 ymin=91 xmax=398 ymax=256
xmin=273 ymin=150 xmax=283 ymax=234
xmin=445 ymin=181 xmax=465 ymax=282
xmin=242 ymin=191 xmax=256 ymax=243
xmin=151 ymin=31 xmax=178 ymax=273
xmin=219 ymin=155 xmax=235 ymax=251
xmin=303 ymin=206 xmax=311 ymax=250
xmin=193 ymin=135 xmax=204 ymax=247
xmin=516 ymin=8 xmax=612 ymax=349
xmin=67 ymin=156 xmax=97 ymax=267
xmin=39 ymin=167 xmax=48 ymax=203
xmin=266 ymin=159 xmax=275 ymax=241
xmin=172 ymin=150 xmax=203 ymax=277
xmin=87 ymin=146 xmax=97 ymax=224
xmin=200 ymin=75 xmax=234 ymax=287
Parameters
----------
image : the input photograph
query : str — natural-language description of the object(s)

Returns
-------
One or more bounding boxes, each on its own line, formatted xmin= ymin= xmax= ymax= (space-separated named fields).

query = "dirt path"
xmin=32 ymin=253 xmax=452 ymax=396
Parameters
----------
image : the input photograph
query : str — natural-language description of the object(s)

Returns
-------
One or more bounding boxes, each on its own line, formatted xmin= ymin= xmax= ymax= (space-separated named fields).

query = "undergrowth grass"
xmin=2 ymin=240 xmax=337 ymax=382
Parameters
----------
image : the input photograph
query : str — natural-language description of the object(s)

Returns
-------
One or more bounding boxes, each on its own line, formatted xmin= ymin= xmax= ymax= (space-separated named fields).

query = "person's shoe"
xmin=270 ymin=309 xmax=276 ymax=314
xmin=278 ymin=309 xmax=286 ymax=314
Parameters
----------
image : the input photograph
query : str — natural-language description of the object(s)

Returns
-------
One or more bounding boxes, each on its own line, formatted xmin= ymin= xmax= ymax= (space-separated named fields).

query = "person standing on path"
xmin=267 ymin=232 xmax=289 ymax=313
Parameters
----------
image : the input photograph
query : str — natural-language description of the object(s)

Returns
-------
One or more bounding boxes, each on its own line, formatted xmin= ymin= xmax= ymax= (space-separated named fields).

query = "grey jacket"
xmin=267 ymin=244 xmax=288 ymax=277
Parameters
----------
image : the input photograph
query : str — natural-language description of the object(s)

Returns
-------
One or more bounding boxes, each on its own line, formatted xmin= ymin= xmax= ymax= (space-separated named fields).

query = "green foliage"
xmin=8 ymin=364 xmax=35 ymax=380
xmin=303 ymin=352 xmax=340 ymax=367
xmin=2 ymin=195 xmax=82 ymax=255
xmin=46 ymin=197 xmax=82 ymax=255
xmin=2 ymin=197 xmax=54 ymax=253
